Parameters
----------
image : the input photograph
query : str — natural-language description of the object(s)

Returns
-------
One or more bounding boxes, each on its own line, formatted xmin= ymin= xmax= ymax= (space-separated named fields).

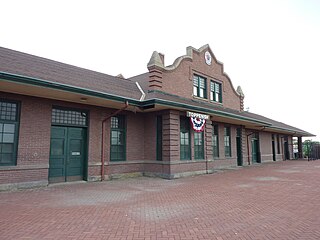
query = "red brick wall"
xmin=0 ymin=92 xmax=51 ymax=185
xmin=152 ymin=48 xmax=242 ymax=111
xmin=259 ymin=132 xmax=273 ymax=162
xmin=143 ymin=112 xmax=157 ymax=161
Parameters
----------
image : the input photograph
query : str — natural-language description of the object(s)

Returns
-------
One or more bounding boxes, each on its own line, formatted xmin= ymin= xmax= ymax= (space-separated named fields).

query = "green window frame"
xmin=180 ymin=117 xmax=191 ymax=160
xmin=194 ymin=131 xmax=204 ymax=160
xmin=0 ymin=100 xmax=20 ymax=166
xmin=210 ymin=81 xmax=222 ymax=103
xmin=110 ymin=115 xmax=126 ymax=161
xmin=156 ymin=115 xmax=162 ymax=161
xmin=212 ymin=124 xmax=219 ymax=158
xmin=193 ymin=75 xmax=207 ymax=99
xmin=224 ymin=126 xmax=231 ymax=157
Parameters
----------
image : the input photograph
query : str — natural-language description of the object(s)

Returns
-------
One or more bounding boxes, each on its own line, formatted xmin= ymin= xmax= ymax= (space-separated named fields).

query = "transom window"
xmin=0 ymin=100 xmax=19 ymax=166
xmin=110 ymin=115 xmax=126 ymax=161
xmin=52 ymin=108 xmax=87 ymax=126
xmin=210 ymin=81 xmax=222 ymax=103
xmin=224 ymin=126 xmax=231 ymax=157
xmin=212 ymin=124 xmax=219 ymax=158
xmin=193 ymin=75 xmax=207 ymax=98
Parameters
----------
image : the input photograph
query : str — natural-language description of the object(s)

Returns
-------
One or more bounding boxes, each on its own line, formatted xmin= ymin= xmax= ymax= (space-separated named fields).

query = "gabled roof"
xmin=0 ymin=47 xmax=141 ymax=100
xmin=0 ymin=46 xmax=314 ymax=137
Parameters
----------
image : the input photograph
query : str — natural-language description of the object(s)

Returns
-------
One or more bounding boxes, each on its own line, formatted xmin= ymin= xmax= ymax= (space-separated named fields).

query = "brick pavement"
xmin=1 ymin=160 xmax=320 ymax=240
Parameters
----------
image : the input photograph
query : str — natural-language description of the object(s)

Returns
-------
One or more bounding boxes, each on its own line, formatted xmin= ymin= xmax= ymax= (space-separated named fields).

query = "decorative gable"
xmin=146 ymin=44 xmax=245 ymax=111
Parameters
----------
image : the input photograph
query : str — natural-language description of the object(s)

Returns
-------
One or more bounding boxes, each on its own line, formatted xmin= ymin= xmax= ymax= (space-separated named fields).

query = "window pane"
xmin=3 ymin=134 xmax=14 ymax=143
xmin=50 ymin=139 xmax=64 ymax=156
xmin=4 ymin=124 xmax=15 ymax=133
xmin=1 ymin=143 xmax=14 ymax=153
xmin=215 ymin=83 xmax=220 ymax=93
xmin=199 ymin=88 xmax=204 ymax=98
xmin=0 ymin=123 xmax=3 ymax=132
xmin=215 ymin=92 xmax=220 ymax=102
xmin=193 ymin=86 xmax=198 ymax=96
xmin=199 ymin=78 xmax=205 ymax=88
xmin=1 ymin=153 xmax=13 ymax=164
xmin=193 ymin=76 xmax=199 ymax=86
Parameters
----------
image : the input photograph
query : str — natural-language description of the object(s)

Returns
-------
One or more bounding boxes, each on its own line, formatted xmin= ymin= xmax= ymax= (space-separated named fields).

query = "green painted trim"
xmin=0 ymin=72 xmax=141 ymax=106
xmin=141 ymin=98 xmax=271 ymax=126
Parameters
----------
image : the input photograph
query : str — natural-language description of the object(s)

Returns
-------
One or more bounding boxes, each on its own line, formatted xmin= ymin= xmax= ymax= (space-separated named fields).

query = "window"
xmin=194 ymin=132 xmax=204 ymax=159
xmin=110 ymin=115 xmax=126 ymax=161
xmin=156 ymin=115 xmax=162 ymax=161
xmin=210 ymin=81 xmax=222 ymax=103
xmin=193 ymin=75 xmax=207 ymax=98
xmin=224 ymin=126 xmax=231 ymax=157
xmin=0 ymin=100 xmax=19 ymax=166
xmin=180 ymin=117 xmax=191 ymax=160
xmin=277 ymin=135 xmax=280 ymax=154
xmin=212 ymin=124 xmax=219 ymax=158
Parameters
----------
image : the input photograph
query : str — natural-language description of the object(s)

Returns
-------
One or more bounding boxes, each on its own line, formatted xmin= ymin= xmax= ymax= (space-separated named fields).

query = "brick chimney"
xmin=147 ymin=51 xmax=164 ymax=90
xmin=236 ymin=86 xmax=245 ymax=111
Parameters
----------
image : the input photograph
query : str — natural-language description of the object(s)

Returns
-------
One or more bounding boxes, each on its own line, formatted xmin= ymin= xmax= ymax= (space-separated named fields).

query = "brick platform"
xmin=1 ymin=160 xmax=320 ymax=240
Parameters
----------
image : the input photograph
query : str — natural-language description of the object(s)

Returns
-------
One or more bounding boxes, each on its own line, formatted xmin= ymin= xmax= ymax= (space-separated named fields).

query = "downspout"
xmin=101 ymin=101 xmax=129 ymax=181
xmin=246 ymin=132 xmax=255 ymax=165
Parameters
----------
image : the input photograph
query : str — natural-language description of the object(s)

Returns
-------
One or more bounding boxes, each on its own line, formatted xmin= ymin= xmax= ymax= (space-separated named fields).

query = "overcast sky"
xmin=1 ymin=0 xmax=319 ymax=140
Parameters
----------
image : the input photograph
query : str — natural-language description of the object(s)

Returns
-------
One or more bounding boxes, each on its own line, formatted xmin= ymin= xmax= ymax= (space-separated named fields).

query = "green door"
xmin=252 ymin=139 xmax=259 ymax=163
xmin=272 ymin=139 xmax=276 ymax=161
xmin=49 ymin=126 xmax=86 ymax=183
xmin=236 ymin=128 xmax=243 ymax=166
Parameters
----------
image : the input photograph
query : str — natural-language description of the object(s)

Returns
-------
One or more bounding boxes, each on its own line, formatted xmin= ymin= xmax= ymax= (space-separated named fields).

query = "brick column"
xmin=162 ymin=110 xmax=180 ymax=162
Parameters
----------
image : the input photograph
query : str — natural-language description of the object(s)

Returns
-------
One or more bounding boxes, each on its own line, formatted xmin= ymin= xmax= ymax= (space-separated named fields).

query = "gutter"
xmin=101 ymin=101 xmax=129 ymax=181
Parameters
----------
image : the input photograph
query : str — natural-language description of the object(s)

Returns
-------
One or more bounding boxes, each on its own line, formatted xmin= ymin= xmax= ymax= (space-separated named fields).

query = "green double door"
xmin=251 ymin=139 xmax=260 ymax=163
xmin=49 ymin=126 xmax=87 ymax=183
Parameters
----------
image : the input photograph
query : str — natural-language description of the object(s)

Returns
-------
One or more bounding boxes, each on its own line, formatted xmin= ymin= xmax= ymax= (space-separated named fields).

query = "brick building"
xmin=0 ymin=44 xmax=313 ymax=190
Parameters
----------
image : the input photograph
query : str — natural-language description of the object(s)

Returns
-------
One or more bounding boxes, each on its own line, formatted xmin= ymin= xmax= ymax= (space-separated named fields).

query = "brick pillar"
xmin=205 ymin=119 xmax=213 ymax=160
xmin=162 ymin=110 xmax=180 ymax=162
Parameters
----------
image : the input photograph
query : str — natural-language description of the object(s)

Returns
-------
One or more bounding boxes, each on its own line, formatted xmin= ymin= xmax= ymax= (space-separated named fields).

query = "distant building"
xmin=0 ymin=45 xmax=313 ymax=190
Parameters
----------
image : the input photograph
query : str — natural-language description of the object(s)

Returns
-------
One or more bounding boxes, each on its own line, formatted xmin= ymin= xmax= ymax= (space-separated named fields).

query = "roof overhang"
xmin=0 ymin=72 xmax=315 ymax=137
xmin=0 ymin=72 xmax=141 ymax=110
xmin=141 ymin=99 xmax=314 ymax=137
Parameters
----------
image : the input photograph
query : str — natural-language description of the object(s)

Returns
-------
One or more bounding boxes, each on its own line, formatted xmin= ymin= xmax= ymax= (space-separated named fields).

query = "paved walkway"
xmin=1 ymin=160 xmax=320 ymax=240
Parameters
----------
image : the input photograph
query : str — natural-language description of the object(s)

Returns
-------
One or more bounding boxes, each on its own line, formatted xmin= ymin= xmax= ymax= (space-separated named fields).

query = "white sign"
xmin=186 ymin=111 xmax=209 ymax=120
